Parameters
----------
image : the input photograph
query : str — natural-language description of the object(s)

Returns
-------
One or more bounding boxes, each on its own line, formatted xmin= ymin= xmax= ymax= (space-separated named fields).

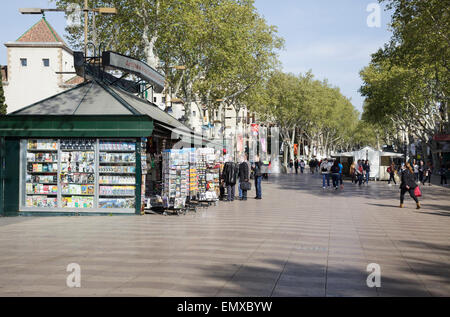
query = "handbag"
xmin=241 ymin=181 xmax=252 ymax=191
xmin=414 ymin=186 xmax=422 ymax=197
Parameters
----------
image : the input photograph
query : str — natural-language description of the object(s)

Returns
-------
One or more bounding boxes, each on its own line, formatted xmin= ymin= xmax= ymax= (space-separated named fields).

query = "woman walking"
xmin=400 ymin=163 xmax=421 ymax=209
xmin=387 ymin=162 xmax=397 ymax=185
xmin=350 ymin=161 xmax=356 ymax=184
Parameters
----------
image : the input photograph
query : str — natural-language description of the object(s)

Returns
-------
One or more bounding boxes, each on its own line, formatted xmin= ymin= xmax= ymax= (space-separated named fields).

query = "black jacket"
xmin=330 ymin=165 xmax=340 ymax=174
xmin=400 ymin=169 xmax=417 ymax=190
xmin=253 ymin=161 xmax=262 ymax=177
xmin=223 ymin=162 xmax=238 ymax=185
xmin=238 ymin=162 xmax=249 ymax=182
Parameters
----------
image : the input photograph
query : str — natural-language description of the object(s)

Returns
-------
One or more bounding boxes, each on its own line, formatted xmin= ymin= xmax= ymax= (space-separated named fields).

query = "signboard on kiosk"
xmin=102 ymin=51 xmax=165 ymax=93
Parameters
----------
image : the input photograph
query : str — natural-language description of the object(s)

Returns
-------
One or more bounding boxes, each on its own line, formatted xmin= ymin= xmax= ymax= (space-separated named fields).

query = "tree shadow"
xmin=159 ymin=238 xmax=450 ymax=297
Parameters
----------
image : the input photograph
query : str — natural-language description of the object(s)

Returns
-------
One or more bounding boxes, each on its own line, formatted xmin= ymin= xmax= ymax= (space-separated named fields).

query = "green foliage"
xmin=0 ymin=69 xmax=6 ymax=115
xmin=250 ymin=71 xmax=361 ymax=154
xmin=360 ymin=0 xmax=449 ymax=154
xmin=53 ymin=0 xmax=283 ymax=127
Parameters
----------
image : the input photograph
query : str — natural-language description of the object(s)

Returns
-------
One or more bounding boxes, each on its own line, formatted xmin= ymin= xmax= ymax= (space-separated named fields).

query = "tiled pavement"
xmin=0 ymin=173 xmax=449 ymax=297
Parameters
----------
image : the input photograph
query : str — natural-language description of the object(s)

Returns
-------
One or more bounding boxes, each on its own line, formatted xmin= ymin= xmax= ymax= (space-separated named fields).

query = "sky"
xmin=0 ymin=0 xmax=393 ymax=112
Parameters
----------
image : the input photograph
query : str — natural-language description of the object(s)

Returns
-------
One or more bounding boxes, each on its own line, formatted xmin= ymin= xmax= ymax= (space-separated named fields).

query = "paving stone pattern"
xmin=0 ymin=173 xmax=448 ymax=297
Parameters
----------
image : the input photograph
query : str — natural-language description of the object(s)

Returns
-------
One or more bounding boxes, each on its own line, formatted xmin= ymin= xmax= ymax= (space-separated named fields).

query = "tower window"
xmin=43 ymin=59 xmax=50 ymax=67
xmin=20 ymin=58 xmax=27 ymax=67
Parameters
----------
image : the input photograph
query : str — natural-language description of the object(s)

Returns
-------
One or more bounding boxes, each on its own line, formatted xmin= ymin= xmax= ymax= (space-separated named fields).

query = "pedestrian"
xmin=330 ymin=160 xmax=340 ymax=190
xmin=400 ymin=163 xmax=421 ymax=209
xmin=300 ymin=159 xmax=305 ymax=174
xmin=418 ymin=160 xmax=424 ymax=183
xmin=355 ymin=160 xmax=364 ymax=186
xmin=289 ymin=159 xmax=294 ymax=174
xmin=252 ymin=155 xmax=263 ymax=200
xmin=364 ymin=160 xmax=370 ymax=185
xmin=219 ymin=160 xmax=226 ymax=200
xmin=350 ymin=161 xmax=356 ymax=184
xmin=413 ymin=160 xmax=419 ymax=182
xmin=222 ymin=157 xmax=238 ymax=202
xmin=238 ymin=155 xmax=250 ymax=201
xmin=438 ymin=165 xmax=448 ymax=186
xmin=338 ymin=160 xmax=344 ymax=188
xmin=387 ymin=162 xmax=397 ymax=185
xmin=422 ymin=162 xmax=432 ymax=186
xmin=320 ymin=158 xmax=331 ymax=189
xmin=294 ymin=158 xmax=299 ymax=175
xmin=309 ymin=159 xmax=315 ymax=174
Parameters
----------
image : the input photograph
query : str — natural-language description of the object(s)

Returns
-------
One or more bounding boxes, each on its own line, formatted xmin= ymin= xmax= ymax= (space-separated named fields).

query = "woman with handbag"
xmin=400 ymin=163 xmax=421 ymax=209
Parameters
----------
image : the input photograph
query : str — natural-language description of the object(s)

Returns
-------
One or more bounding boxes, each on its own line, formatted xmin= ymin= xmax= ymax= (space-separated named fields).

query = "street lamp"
xmin=20 ymin=2 xmax=117 ymax=55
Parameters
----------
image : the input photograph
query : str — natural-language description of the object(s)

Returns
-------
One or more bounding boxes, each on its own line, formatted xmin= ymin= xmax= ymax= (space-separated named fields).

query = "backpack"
xmin=387 ymin=167 xmax=391 ymax=173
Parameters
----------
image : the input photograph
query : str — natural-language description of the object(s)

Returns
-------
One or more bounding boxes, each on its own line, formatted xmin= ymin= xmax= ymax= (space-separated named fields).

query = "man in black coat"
xmin=238 ymin=155 xmax=250 ymax=201
xmin=222 ymin=159 xmax=238 ymax=202
xmin=252 ymin=155 xmax=263 ymax=199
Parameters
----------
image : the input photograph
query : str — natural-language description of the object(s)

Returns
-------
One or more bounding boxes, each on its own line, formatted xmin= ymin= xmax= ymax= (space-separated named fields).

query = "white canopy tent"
xmin=333 ymin=146 xmax=404 ymax=180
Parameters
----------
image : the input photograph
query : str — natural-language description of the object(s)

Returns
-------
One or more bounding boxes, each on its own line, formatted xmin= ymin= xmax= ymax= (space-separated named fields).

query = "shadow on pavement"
xmin=176 ymin=255 xmax=448 ymax=297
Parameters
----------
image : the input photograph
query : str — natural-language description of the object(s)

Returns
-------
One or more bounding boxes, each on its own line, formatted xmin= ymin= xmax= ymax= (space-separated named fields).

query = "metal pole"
xmin=84 ymin=0 xmax=88 ymax=56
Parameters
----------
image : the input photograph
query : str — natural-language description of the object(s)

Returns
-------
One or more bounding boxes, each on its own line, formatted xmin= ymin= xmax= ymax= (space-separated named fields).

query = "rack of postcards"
xmin=161 ymin=149 xmax=190 ymax=211
xmin=21 ymin=138 xmax=139 ymax=213
xmin=196 ymin=148 xmax=220 ymax=202
xmin=188 ymin=149 xmax=198 ymax=199
xmin=98 ymin=140 xmax=136 ymax=210
xmin=140 ymin=138 xmax=148 ymax=212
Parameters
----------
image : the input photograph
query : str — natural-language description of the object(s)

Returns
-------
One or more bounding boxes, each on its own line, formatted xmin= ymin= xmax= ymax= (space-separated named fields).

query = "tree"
xmin=376 ymin=0 xmax=449 ymax=132
xmin=251 ymin=71 xmax=360 ymax=166
xmin=54 ymin=0 xmax=283 ymax=128
xmin=0 ymin=69 xmax=6 ymax=115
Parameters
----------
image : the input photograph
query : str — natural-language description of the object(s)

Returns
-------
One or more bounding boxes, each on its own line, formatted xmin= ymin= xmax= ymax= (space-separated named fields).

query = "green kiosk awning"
xmin=0 ymin=79 xmax=197 ymax=138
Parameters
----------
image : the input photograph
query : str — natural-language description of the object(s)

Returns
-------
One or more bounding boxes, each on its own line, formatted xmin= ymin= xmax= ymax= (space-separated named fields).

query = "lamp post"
xmin=20 ymin=4 xmax=117 ymax=55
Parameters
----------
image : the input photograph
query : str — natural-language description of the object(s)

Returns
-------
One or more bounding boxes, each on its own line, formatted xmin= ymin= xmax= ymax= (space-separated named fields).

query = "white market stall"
xmin=333 ymin=146 xmax=404 ymax=180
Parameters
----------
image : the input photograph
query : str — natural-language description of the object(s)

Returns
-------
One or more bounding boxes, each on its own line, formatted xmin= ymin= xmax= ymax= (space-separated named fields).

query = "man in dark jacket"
xmin=238 ymin=155 xmax=250 ymax=200
xmin=252 ymin=155 xmax=263 ymax=199
xmin=222 ymin=159 xmax=238 ymax=202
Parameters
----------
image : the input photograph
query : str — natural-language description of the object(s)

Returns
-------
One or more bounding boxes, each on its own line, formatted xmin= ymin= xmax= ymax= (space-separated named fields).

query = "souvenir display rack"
xmin=161 ymin=149 xmax=190 ymax=213
xmin=196 ymin=148 xmax=220 ymax=202
xmin=60 ymin=139 xmax=96 ymax=209
xmin=25 ymin=139 xmax=58 ymax=208
xmin=20 ymin=138 xmax=139 ymax=213
xmin=98 ymin=140 xmax=136 ymax=210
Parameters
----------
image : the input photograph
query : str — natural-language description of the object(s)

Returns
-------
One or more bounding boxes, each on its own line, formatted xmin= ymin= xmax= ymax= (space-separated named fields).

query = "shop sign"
xmin=102 ymin=51 xmax=165 ymax=92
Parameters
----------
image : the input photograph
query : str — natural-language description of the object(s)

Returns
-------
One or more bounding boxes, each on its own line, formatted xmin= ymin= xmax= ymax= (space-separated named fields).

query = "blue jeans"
xmin=332 ymin=173 xmax=340 ymax=188
xmin=238 ymin=182 xmax=242 ymax=198
xmin=255 ymin=176 xmax=262 ymax=198
xmin=365 ymin=172 xmax=369 ymax=184
xmin=322 ymin=174 xmax=330 ymax=187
